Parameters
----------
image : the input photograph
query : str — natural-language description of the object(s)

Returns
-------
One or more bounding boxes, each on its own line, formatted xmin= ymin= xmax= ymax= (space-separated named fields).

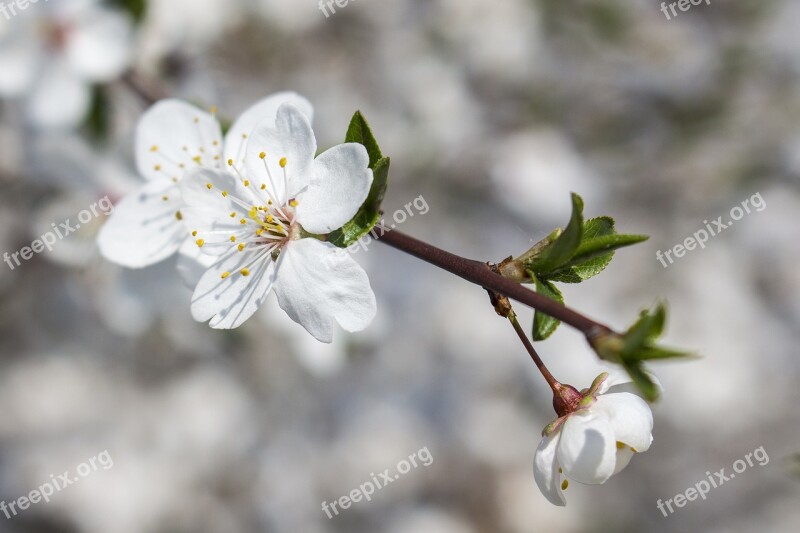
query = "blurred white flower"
xmin=98 ymin=92 xmax=312 ymax=273
xmin=0 ymin=0 xmax=133 ymax=129
xmin=534 ymin=372 xmax=653 ymax=506
xmin=180 ymin=103 xmax=376 ymax=340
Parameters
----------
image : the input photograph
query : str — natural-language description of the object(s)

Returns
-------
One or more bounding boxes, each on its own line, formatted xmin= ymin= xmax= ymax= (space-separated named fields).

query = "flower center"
xmin=194 ymin=153 xmax=302 ymax=281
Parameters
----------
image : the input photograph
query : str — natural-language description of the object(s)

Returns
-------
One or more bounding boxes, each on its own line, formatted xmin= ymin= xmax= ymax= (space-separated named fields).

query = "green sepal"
xmin=329 ymin=112 xmax=391 ymax=248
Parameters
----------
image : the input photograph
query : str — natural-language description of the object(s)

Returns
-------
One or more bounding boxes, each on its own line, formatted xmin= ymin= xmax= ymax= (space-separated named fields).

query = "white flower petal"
xmin=244 ymin=103 xmax=316 ymax=203
xmin=97 ymin=181 xmax=185 ymax=267
xmin=593 ymin=393 xmax=653 ymax=453
xmin=295 ymin=143 xmax=373 ymax=234
xmin=176 ymin=237 xmax=216 ymax=287
xmin=135 ymin=100 xmax=222 ymax=181
xmin=190 ymin=247 xmax=276 ymax=329
xmin=533 ymin=431 xmax=566 ymax=506
xmin=273 ymin=238 xmax=376 ymax=343
xmin=557 ymin=410 xmax=617 ymax=485
xmin=223 ymin=92 xmax=314 ymax=166
xmin=65 ymin=5 xmax=132 ymax=81
xmin=179 ymin=168 xmax=256 ymax=252
xmin=26 ymin=61 xmax=90 ymax=130
xmin=613 ymin=445 xmax=635 ymax=476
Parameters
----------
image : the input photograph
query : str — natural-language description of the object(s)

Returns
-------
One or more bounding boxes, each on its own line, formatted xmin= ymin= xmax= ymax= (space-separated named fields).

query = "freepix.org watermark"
xmin=321 ymin=446 xmax=433 ymax=519
xmin=0 ymin=0 xmax=50 ymax=21
xmin=1 ymin=450 xmax=114 ymax=520
xmin=656 ymin=192 xmax=765 ymax=269
xmin=656 ymin=445 xmax=769 ymax=517
xmin=3 ymin=196 xmax=113 ymax=271
xmin=318 ymin=0 xmax=357 ymax=18
xmin=660 ymin=0 xmax=711 ymax=21
xmin=329 ymin=195 xmax=429 ymax=263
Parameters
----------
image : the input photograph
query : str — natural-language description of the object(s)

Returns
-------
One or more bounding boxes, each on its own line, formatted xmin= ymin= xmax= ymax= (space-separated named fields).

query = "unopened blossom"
xmin=98 ymin=92 xmax=313 ymax=274
xmin=0 ymin=0 xmax=133 ymax=129
xmin=534 ymin=372 xmax=654 ymax=506
xmin=179 ymin=103 xmax=376 ymax=341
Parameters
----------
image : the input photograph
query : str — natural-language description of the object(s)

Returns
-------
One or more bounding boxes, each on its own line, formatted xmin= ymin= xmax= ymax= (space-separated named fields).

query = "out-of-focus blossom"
xmin=0 ymin=0 xmax=133 ymax=129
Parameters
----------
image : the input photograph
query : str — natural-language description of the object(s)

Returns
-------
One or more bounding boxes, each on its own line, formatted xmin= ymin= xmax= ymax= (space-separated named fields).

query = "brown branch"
xmin=373 ymin=225 xmax=611 ymax=339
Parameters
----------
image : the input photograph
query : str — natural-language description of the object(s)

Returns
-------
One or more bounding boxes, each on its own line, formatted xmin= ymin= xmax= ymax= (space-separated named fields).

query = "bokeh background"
xmin=1 ymin=0 xmax=799 ymax=531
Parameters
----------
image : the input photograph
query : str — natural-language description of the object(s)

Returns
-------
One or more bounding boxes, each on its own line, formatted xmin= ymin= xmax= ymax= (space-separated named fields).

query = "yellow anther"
xmin=230 ymin=235 xmax=236 ymax=242
xmin=255 ymin=228 xmax=264 ymax=236
xmin=266 ymin=215 xmax=274 ymax=223
xmin=193 ymin=156 xmax=202 ymax=164
xmin=561 ymin=479 xmax=569 ymax=491
xmin=171 ymin=177 xmax=178 ymax=183
xmin=267 ymin=199 xmax=272 ymax=205
xmin=196 ymin=239 xmax=205 ymax=247
xmin=150 ymin=145 xmax=158 ymax=152
xmin=220 ymin=271 xmax=230 ymax=279
xmin=206 ymin=183 xmax=213 ymax=190
xmin=240 ymin=218 xmax=247 ymax=225
xmin=240 ymin=268 xmax=250 ymax=276
xmin=162 ymin=195 xmax=169 ymax=201
xmin=616 ymin=441 xmax=626 ymax=450
xmin=214 ymin=155 xmax=220 ymax=161
xmin=175 ymin=211 xmax=183 ymax=221
xmin=243 ymin=180 xmax=250 ymax=187
xmin=260 ymin=183 xmax=266 ymax=190
xmin=210 ymin=106 xmax=218 ymax=114
xmin=248 ymin=207 xmax=257 ymax=218
xmin=227 ymin=159 xmax=233 ymax=166
xmin=193 ymin=117 xmax=200 ymax=124
xmin=221 ymin=191 xmax=228 ymax=197
xmin=242 ymin=133 xmax=248 ymax=139
xmin=230 ymin=211 xmax=236 ymax=218
xmin=289 ymin=199 xmax=298 ymax=207
xmin=212 ymin=140 xmax=219 ymax=146
xmin=238 ymin=243 xmax=245 ymax=252
xmin=179 ymin=163 xmax=186 ymax=169
xmin=259 ymin=151 xmax=266 ymax=159
xmin=191 ymin=230 xmax=198 ymax=237
xmin=154 ymin=164 xmax=162 ymax=171
xmin=279 ymin=157 xmax=287 ymax=168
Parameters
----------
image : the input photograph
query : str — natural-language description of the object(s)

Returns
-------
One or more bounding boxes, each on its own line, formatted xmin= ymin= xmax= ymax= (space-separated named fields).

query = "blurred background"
xmin=1 ymin=0 xmax=799 ymax=531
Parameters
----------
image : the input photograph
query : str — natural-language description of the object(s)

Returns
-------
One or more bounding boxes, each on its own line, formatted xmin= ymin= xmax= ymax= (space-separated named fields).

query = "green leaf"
xmin=583 ymin=216 xmax=615 ymax=239
xmin=527 ymin=193 xmax=584 ymax=274
xmin=596 ymin=303 xmax=694 ymax=363
xmin=545 ymin=216 xmax=647 ymax=283
xmin=632 ymin=345 xmax=697 ymax=360
xmin=623 ymin=360 xmax=660 ymax=402
xmin=345 ymin=111 xmax=383 ymax=167
xmin=622 ymin=303 xmax=667 ymax=357
xmin=327 ymin=210 xmax=381 ymax=248
xmin=569 ymin=233 xmax=650 ymax=266
xmin=531 ymin=275 xmax=564 ymax=341
xmin=329 ymin=112 xmax=391 ymax=247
